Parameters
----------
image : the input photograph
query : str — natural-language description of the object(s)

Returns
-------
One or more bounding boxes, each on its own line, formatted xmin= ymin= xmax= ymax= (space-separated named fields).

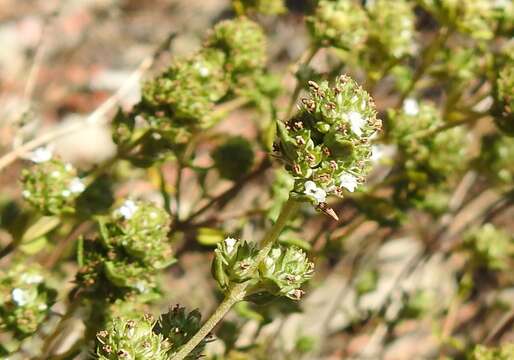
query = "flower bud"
xmin=21 ymin=159 xmax=85 ymax=215
xmin=255 ymin=244 xmax=314 ymax=300
xmin=212 ymin=136 xmax=255 ymax=181
xmin=307 ymin=0 xmax=368 ymax=51
xmin=212 ymin=237 xmax=259 ymax=292
xmin=154 ymin=305 xmax=208 ymax=359
xmin=493 ymin=64 xmax=514 ymax=136
xmin=0 ymin=264 xmax=56 ymax=338
xmin=276 ymin=75 xmax=381 ymax=207
xmin=96 ymin=314 xmax=171 ymax=360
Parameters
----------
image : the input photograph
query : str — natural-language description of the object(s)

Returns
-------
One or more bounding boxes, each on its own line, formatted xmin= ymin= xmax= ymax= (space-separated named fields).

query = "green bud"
xmin=212 ymin=237 xmax=259 ymax=292
xmin=276 ymin=75 xmax=381 ymax=207
xmin=21 ymin=159 xmax=85 ymax=215
xmin=154 ymin=305 xmax=208 ymax=359
xmin=206 ymin=17 xmax=267 ymax=85
xmin=0 ymin=264 xmax=56 ymax=338
xmin=307 ymin=0 xmax=368 ymax=51
xmin=96 ymin=314 xmax=171 ymax=360
xmin=464 ymin=224 xmax=513 ymax=270
xmin=255 ymin=244 xmax=314 ymax=300
xmin=99 ymin=199 xmax=173 ymax=269
xmin=232 ymin=0 xmax=286 ymax=15
xmin=493 ymin=64 xmax=514 ymax=136
xmin=212 ymin=136 xmax=255 ymax=181
xmin=472 ymin=344 xmax=514 ymax=360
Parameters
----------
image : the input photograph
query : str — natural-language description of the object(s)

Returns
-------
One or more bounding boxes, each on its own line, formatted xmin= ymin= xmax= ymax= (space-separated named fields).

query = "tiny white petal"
xmin=61 ymin=189 xmax=71 ymax=197
xmin=69 ymin=178 xmax=85 ymax=193
xmin=224 ymin=237 xmax=238 ymax=254
xmin=339 ymin=172 xmax=359 ymax=192
xmin=21 ymin=273 xmax=44 ymax=284
xmin=198 ymin=66 xmax=210 ymax=77
xmin=22 ymin=190 xmax=31 ymax=198
xmin=50 ymin=171 xmax=61 ymax=178
xmin=348 ymin=111 xmax=366 ymax=137
xmin=11 ymin=288 xmax=30 ymax=306
xmin=29 ymin=147 xmax=52 ymax=163
xmin=403 ymin=98 xmax=420 ymax=116
xmin=304 ymin=180 xmax=327 ymax=204
xmin=117 ymin=199 xmax=138 ymax=220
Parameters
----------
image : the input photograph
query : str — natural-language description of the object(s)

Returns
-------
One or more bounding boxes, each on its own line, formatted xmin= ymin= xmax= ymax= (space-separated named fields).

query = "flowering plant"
xmin=1 ymin=0 xmax=513 ymax=358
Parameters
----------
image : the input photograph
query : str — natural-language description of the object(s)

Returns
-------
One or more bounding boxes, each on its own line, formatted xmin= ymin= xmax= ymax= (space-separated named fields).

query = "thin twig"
xmin=0 ymin=32 xmax=176 ymax=173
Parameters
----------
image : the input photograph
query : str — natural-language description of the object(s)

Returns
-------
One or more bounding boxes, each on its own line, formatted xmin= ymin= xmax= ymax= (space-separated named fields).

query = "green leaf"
xmin=197 ymin=227 xmax=224 ymax=246
xmin=21 ymin=216 xmax=61 ymax=244
xmin=19 ymin=236 xmax=48 ymax=254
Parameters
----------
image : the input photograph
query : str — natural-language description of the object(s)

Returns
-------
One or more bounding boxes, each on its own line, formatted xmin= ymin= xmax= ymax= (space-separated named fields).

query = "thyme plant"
xmin=1 ymin=0 xmax=513 ymax=359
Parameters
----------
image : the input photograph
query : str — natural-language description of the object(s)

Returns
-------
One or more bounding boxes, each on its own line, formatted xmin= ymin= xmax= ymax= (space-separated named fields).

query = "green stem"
xmin=171 ymin=198 xmax=300 ymax=360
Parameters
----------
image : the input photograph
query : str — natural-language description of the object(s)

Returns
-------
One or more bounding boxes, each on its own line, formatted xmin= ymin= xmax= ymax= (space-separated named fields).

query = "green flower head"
xmin=21 ymin=157 xmax=85 ymax=215
xmin=206 ymin=17 xmax=267 ymax=84
xmin=276 ymin=75 xmax=381 ymax=208
xmin=307 ymin=0 xmax=368 ymax=51
xmin=0 ymin=264 xmax=56 ymax=338
xmin=256 ymin=244 xmax=314 ymax=300
xmin=99 ymin=199 xmax=173 ymax=269
xmin=212 ymin=237 xmax=259 ymax=292
xmin=96 ymin=314 xmax=171 ymax=360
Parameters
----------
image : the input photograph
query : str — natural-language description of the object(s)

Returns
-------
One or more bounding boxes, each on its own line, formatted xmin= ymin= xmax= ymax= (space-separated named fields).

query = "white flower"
xmin=339 ymin=172 xmax=358 ymax=192
xmin=224 ymin=237 xmax=238 ymax=254
xmin=403 ymin=98 xmax=420 ymax=116
xmin=117 ymin=199 xmax=138 ymax=220
xmin=198 ymin=66 xmax=210 ymax=77
xmin=28 ymin=147 xmax=52 ymax=163
xmin=11 ymin=288 xmax=30 ymax=306
xmin=21 ymin=273 xmax=44 ymax=284
xmin=61 ymin=189 xmax=71 ymax=197
xmin=22 ymin=190 xmax=31 ymax=198
xmin=69 ymin=178 xmax=85 ymax=193
xmin=347 ymin=111 xmax=366 ymax=137
xmin=304 ymin=181 xmax=327 ymax=204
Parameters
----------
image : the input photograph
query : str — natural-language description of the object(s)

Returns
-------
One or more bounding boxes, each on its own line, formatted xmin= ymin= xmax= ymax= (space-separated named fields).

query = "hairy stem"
xmin=171 ymin=198 xmax=300 ymax=360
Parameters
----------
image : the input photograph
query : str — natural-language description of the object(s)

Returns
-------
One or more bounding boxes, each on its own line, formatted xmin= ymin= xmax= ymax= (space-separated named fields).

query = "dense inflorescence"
xmin=276 ymin=75 xmax=381 ymax=208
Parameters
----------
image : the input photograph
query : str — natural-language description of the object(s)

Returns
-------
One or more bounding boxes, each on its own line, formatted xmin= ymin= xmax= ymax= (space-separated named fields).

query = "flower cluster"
xmin=464 ymin=224 xmax=513 ymax=270
xmin=96 ymin=314 xmax=171 ymax=360
xmin=0 ymin=264 xmax=56 ymax=339
xmin=96 ymin=306 xmax=206 ymax=360
xmin=212 ymin=136 xmax=255 ymax=181
xmin=388 ymin=100 xmax=467 ymax=211
xmin=76 ymin=199 xmax=173 ymax=299
xmin=21 ymin=157 xmax=85 ymax=215
xmin=306 ymin=0 xmax=368 ymax=51
xmin=276 ymin=75 xmax=380 ymax=207
xmin=213 ymin=238 xmax=313 ymax=300
xmin=113 ymin=17 xmax=267 ymax=160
